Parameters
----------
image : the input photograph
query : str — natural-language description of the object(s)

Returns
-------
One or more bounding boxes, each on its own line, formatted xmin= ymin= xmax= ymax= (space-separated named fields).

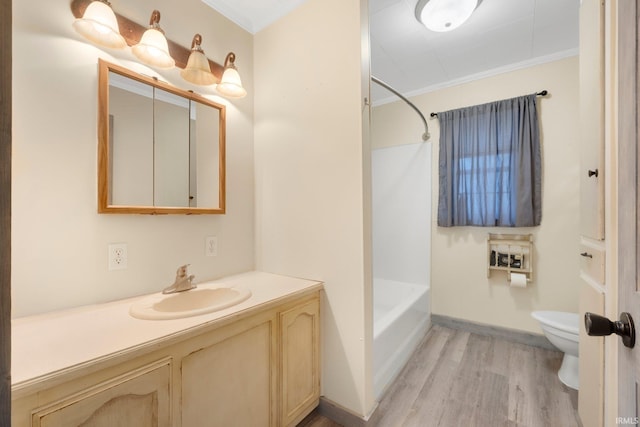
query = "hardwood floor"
xmin=300 ymin=325 xmax=581 ymax=427
xmin=297 ymin=410 xmax=344 ymax=427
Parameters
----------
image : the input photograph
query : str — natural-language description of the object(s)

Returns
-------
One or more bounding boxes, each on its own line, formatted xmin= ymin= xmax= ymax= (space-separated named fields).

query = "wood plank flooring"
xmin=299 ymin=325 xmax=581 ymax=427
xmin=297 ymin=411 xmax=344 ymax=427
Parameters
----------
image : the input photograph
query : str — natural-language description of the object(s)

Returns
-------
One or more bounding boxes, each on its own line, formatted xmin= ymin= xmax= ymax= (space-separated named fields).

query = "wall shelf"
xmin=487 ymin=233 xmax=533 ymax=282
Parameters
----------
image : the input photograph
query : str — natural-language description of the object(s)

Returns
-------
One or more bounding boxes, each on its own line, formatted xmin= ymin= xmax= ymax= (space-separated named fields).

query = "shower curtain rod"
xmin=429 ymin=90 xmax=549 ymax=118
xmin=371 ymin=75 xmax=430 ymax=141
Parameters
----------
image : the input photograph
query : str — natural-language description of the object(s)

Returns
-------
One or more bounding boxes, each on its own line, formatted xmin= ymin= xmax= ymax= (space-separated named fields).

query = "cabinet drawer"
xmin=579 ymin=244 xmax=605 ymax=284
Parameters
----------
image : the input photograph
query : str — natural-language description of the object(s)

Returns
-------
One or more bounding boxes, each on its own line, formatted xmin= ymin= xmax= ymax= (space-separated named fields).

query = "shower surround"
xmin=372 ymin=142 xmax=431 ymax=399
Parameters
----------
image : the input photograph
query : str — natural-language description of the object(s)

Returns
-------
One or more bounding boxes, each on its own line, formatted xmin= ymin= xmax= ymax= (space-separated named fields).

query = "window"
xmin=437 ymin=94 xmax=541 ymax=227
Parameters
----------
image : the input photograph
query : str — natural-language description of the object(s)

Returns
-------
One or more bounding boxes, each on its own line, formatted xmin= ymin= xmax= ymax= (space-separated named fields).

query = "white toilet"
xmin=531 ymin=311 xmax=579 ymax=390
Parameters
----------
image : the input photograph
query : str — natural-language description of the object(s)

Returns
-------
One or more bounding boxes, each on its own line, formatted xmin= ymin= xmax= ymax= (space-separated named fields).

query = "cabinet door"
xmin=280 ymin=298 xmax=320 ymax=427
xmin=32 ymin=359 xmax=171 ymax=427
xmin=578 ymin=282 xmax=604 ymax=427
xmin=181 ymin=319 xmax=276 ymax=427
xmin=579 ymin=0 xmax=605 ymax=240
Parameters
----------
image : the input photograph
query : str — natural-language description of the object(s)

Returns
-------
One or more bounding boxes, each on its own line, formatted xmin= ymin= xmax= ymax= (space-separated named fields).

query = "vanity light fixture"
xmin=131 ymin=10 xmax=175 ymax=69
xmin=72 ymin=0 xmax=126 ymax=49
xmin=415 ymin=0 xmax=478 ymax=32
xmin=216 ymin=53 xmax=247 ymax=98
xmin=69 ymin=0 xmax=245 ymax=97
xmin=181 ymin=34 xmax=216 ymax=86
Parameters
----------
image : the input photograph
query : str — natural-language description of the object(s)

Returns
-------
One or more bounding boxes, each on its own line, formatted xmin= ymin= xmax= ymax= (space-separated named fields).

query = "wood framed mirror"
xmin=98 ymin=59 xmax=226 ymax=214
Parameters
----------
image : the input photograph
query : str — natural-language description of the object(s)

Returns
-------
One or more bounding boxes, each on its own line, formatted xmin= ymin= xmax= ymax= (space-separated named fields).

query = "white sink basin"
xmin=130 ymin=286 xmax=252 ymax=320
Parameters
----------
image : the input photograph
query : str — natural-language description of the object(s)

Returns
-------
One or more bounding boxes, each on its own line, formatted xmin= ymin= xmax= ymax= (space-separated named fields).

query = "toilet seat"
xmin=531 ymin=311 xmax=579 ymax=336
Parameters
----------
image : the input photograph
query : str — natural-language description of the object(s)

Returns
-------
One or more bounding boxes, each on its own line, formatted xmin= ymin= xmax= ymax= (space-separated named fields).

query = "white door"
xmin=616 ymin=0 xmax=640 ymax=420
xmin=584 ymin=1 xmax=640 ymax=425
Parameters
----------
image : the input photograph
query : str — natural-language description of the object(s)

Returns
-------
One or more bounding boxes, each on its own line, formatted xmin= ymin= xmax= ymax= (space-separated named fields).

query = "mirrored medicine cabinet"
xmin=98 ymin=59 xmax=226 ymax=214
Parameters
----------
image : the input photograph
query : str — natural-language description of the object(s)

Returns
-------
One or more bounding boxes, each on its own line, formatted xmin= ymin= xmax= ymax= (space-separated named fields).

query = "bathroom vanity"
xmin=11 ymin=272 xmax=322 ymax=427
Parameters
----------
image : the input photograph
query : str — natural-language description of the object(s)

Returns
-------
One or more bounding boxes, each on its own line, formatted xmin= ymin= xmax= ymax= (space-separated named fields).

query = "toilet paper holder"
xmin=487 ymin=233 xmax=533 ymax=283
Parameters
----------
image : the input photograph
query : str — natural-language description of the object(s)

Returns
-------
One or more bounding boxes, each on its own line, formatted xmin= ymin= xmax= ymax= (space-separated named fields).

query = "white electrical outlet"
xmin=205 ymin=236 xmax=218 ymax=257
xmin=108 ymin=243 xmax=128 ymax=270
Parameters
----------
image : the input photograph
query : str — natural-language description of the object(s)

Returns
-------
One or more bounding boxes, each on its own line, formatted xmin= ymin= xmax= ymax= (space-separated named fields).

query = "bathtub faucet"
xmin=162 ymin=264 xmax=196 ymax=294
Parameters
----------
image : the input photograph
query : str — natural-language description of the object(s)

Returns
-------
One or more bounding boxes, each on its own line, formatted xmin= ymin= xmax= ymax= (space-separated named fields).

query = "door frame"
xmin=0 ymin=0 xmax=11 ymax=423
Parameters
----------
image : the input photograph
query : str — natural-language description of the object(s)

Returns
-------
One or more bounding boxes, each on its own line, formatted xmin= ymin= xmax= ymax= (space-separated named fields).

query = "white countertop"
xmin=12 ymin=271 xmax=322 ymax=390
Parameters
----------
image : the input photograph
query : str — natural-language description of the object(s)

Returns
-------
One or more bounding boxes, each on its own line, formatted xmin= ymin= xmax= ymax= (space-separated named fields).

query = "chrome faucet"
xmin=162 ymin=264 xmax=196 ymax=294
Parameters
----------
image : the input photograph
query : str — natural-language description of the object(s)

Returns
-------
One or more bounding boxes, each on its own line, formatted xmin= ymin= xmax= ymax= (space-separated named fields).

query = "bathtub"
xmin=373 ymin=278 xmax=430 ymax=399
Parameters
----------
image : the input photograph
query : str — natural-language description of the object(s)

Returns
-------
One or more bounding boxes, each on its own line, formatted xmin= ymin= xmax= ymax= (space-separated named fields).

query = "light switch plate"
xmin=205 ymin=236 xmax=218 ymax=257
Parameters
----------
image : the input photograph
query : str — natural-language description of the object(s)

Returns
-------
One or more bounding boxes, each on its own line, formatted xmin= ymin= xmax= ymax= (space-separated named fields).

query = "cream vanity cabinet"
xmin=12 ymin=289 xmax=321 ymax=427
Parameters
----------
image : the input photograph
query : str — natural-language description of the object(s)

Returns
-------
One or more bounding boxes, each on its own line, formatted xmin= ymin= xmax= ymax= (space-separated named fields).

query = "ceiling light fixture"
xmin=72 ymin=0 xmax=126 ymax=49
xmin=181 ymin=34 xmax=216 ymax=86
xmin=415 ymin=0 xmax=478 ymax=32
xmin=132 ymin=10 xmax=175 ymax=69
xmin=216 ymin=53 xmax=247 ymax=98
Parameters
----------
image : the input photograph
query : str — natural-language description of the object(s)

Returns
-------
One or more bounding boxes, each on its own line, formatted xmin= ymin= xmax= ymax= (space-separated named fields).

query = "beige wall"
xmin=12 ymin=0 xmax=255 ymax=317
xmin=254 ymin=0 xmax=374 ymax=417
xmin=372 ymin=56 xmax=580 ymax=333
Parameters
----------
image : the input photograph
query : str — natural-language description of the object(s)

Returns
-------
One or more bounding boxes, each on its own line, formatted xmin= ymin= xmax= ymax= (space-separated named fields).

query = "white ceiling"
xmin=203 ymin=0 xmax=579 ymax=103
xmin=201 ymin=0 xmax=311 ymax=34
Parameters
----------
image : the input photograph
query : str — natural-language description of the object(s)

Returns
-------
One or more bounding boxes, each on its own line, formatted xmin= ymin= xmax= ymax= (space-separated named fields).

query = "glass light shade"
xmin=72 ymin=1 xmax=126 ymax=49
xmin=216 ymin=67 xmax=246 ymax=98
xmin=181 ymin=50 xmax=216 ymax=86
xmin=132 ymin=28 xmax=175 ymax=69
xmin=418 ymin=0 xmax=478 ymax=32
